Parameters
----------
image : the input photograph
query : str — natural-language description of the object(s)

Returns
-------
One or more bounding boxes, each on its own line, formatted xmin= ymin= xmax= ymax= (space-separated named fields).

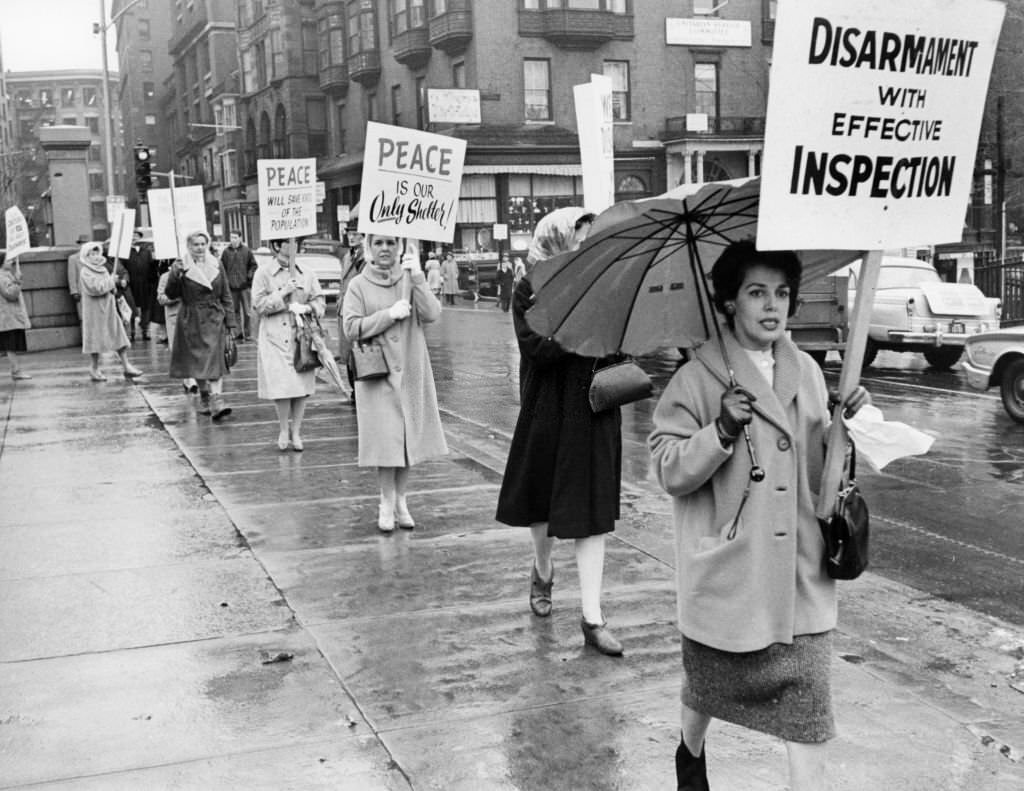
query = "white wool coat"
xmin=648 ymin=331 xmax=836 ymax=653
xmin=79 ymin=265 xmax=129 ymax=354
xmin=252 ymin=261 xmax=325 ymax=400
xmin=342 ymin=266 xmax=447 ymax=467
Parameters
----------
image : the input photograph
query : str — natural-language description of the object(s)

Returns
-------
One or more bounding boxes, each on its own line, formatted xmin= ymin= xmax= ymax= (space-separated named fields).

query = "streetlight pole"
xmin=98 ymin=0 xmax=116 ymax=199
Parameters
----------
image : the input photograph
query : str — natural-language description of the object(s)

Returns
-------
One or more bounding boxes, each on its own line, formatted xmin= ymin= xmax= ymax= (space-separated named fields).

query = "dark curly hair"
xmin=710 ymin=240 xmax=801 ymax=325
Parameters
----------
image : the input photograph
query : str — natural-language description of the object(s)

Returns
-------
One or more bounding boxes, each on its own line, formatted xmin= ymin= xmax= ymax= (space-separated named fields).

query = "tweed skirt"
xmin=681 ymin=631 xmax=835 ymax=743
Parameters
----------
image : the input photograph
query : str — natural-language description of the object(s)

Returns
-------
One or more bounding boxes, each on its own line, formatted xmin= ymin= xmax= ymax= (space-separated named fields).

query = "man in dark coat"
xmin=125 ymin=230 xmax=154 ymax=340
xmin=219 ymin=231 xmax=258 ymax=340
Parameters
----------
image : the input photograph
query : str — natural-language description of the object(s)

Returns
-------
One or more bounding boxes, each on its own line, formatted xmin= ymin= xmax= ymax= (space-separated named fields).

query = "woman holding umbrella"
xmin=341 ymin=234 xmax=447 ymax=532
xmin=648 ymin=240 xmax=869 ymax=790
xmin=252 ymin=238 xmax=325 ymax=451
xmin=494 ymin=208 xmax=628 ymax=657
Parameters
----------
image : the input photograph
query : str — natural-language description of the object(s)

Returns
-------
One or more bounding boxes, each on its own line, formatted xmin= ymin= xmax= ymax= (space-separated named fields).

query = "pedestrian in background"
xmin=0 ymin=252 xmax=33 ymax=380
xmin=425 ymin=252 xmax=442 ymax=299
xmin=494 ymin=208 xmax=626 ymax=657
xmin=496 ymin=254 xmax=515 ymax=312
xmin=157 ymin=260 xmax=197 ymax=394
xmin=253 ymin=238 xmax=325 ymax=451
xmin=220 ymin=230 xmax=258 ymax=341
xmin=440 ymin=252 xmax=459 ymax=306
xmin=166 ymin=230 xmax=236 ymax=420
xmin=66 ymin=233 xmax=91 ymax=321
xmin=125 ymin=230 xmax=154 ymax=341
xmin=648 ymin=241 xmax=870 ymax=791
xmin=78 ymin=242 xmax=144 ymax=382
xmin=342 ymin=234 xmax=447 ymax=532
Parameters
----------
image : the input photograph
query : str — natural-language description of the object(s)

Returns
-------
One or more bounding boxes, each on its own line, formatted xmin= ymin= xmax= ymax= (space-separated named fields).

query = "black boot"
xmin=675 ymin=739 xmax=709 ymax=791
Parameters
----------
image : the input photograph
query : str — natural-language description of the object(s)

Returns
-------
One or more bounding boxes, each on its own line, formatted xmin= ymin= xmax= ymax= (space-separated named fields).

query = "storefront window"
xmin=506 ymin=173 xmax=583 ymax=250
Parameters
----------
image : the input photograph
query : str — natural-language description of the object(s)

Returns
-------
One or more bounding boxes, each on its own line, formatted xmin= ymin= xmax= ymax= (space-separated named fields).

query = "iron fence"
xmin=975 ymin=252 xmax=1024 ymax=326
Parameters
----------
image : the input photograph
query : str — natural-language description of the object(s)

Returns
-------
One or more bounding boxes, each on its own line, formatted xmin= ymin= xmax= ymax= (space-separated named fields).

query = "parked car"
xmin=297 ymin=252 xmax=344 ymax=301
xmin=253 ymin=246 xmax=275 ymax=271
xmin=840 ymin=256 xmax=1002 ymax=369
xmin=962 ymin=327 xmax=1024 ymax=423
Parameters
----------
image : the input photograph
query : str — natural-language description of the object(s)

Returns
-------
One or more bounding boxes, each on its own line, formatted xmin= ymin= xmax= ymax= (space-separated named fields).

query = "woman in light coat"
xmin=166 ymin=230 xmax=236 ymax=421
xmin=440 ymin=252 xmax=459 ymax=305
xmin=648 ymin=241 xmax=869 ymax=791
xmin=342 ymin=234 xmax=447 ymax=532
xmin=78 ymin=242 xmax=143 ymax=381
xmin=252 ymin=238 xmax=325 ymax=451
xmin=0 ymin=252 xmax=32 ymax=380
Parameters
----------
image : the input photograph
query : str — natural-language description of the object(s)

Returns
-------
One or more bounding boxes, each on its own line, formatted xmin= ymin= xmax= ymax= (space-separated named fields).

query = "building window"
xmin=391 ymin=85 xmax=402 ymax=126
xmin=143 ymin=81 xmax=155 ymax=101
xmin=15 ymin=91 xmax=32 ymax=108
xmin=270 ymin=29 xmax=284 ymax=80
xmin=506 ymin=174 xmax=584 ymax=247
xmin=523 ymin=59 xmax=551 ymax=122
xmin=348 ymin=0 xmax=377 ymax=55
xmin=335 ymin=101 xmax=347 ymax=154
xmin=521 ymin=0 xmax=623 ymax=7
xmin=19 ymin=119 xmax=35 ymax=138
xmin=391 ymin=0 xmax=426 ymax=36
xmin=307 ymin=97 xmax=327 ymax=158
xmin=89 ymin=172 xmax=105 ymax=191
xmin=220 ymin=149 xmax=239 ymax=187
xmin=694 ymin=62 xmax=719 ymax=125
xmin=86 ymin=117 xmax=100 ymax=134
xmin=415 ymin=76 xmax=426 ymax=130
xmin=258 ymin=111 xmax=272 ymax=160
xmin=246 ymin=116 xmax=258 ymax=172
xmin=138 ymin=18 xmax=150 ymax=39
xmin=89 ymin=143 xmax=102 ymax=162
xmin=242 ymin=48 xmax=256 ymax=93
xmin=83 ymin=87 xmax=98 ymax=106
xmin=38 ymin=88 xmax=54 ymax=107
xmin=302 ymin=21 xmax=318 ymax=74
xmin=254 ymin=41 xmax=268 ymax=87
xmin=603 ymin=60 xmax=630 ymax=121
xmin=62 ymin=116 xmax=77 ymax=125
xmin=91 ymin=200 xmax=107 ymax=224
xmin=453 ymin=61 xmax=466 ymax=88
xmin=429 ymin=0 xmax=447 ymax=14
xmin=273 ymin=104 xmax=288 ymax=157
xmin=367 ymin=91 xmax=379 ymax=122
xmin=694 ymin=0 xmax=717 ymax=15
xmin=140 ymin=50 xmax=153 ymax=71
xmin=145 ymin=114 xmax=157 ymax=125
xmin=60 ymin=87 xmax=75 ymax=106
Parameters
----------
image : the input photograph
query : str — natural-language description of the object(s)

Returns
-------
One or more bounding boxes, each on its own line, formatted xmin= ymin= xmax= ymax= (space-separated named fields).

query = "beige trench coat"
xmin=252 ymin=261 xmax=325 ymax=400
xmin=342 ymin=266 xmax=447 ymax=467
xmin=648 ymin=331 xmax=836 ymax=653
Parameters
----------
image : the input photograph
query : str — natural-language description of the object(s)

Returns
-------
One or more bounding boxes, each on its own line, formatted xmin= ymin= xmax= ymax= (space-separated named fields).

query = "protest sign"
xmin=149 ymin=184 xmax=207 ymax=260
xmin=4 ymin=207 xmax=30 ymax=259
xmin=108 ymin=207 xmax=136 ymax=260
xmin=758 ymin=0 xmax=1004 ymax=250
xmin=574 ymin=75 xmax=615 ymax=214
xmin=257 ymin=158 xmax=318 ymax=240
xmin=358 ymin=122 xmax=466 ymax=243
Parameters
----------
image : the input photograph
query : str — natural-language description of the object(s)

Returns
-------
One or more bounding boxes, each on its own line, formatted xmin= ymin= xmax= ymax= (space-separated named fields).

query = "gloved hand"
xmin=718 ymin=386 xmax=756 ymax=439
xmin=388 ymin=299 xmax=412 ymax=321
xmin=828 ymin=385 xmax=871 ymax=419
xmin=401 ymin=252 xmax=422 ymax=273
xmin=288 ymin=301 xmax=311 ymax=315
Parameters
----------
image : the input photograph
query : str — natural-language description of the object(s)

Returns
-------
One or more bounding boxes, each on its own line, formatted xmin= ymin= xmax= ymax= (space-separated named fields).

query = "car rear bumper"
xmin=960 ymin=358 xmax=994 ymax=390
xmin=886 ymin=330 xmax=970 ymax=346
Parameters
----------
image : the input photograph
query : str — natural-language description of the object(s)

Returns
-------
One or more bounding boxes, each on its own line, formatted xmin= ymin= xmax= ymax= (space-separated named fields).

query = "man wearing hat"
xmin=67 ymin=234 xmax=92 ymax=320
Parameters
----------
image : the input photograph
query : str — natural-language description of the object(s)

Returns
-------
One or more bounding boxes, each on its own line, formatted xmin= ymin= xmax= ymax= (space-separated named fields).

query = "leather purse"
xmin=293 ymin=313 xmax=321 ymax=372
xmin=588 ymin=359 xmax=654 ymax=413
xmin=818 ymin=444 xmax=869 ymax=580
xmin=351 ymin=339 xmax=389 ymax=380
xmin=223 ymin=331 xmax=238 ymax=371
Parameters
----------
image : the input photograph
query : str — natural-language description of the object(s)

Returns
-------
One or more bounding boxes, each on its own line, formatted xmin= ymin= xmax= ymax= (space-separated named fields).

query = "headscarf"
xmin=79 ymin=242 xmax=107 ymax=274
xmin=526 ymin=206 xmax=588 ymax=267
xmin=182 ymin=230 xmax=220 ymax=286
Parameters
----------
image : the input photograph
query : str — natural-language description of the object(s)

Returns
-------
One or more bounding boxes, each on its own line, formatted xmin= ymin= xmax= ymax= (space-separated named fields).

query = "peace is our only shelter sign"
xmin=758 ymin=0 xmax=1005 ymax=251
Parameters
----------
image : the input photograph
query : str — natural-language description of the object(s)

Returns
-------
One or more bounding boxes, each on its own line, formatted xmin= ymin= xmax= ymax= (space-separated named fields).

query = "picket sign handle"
xmin=288 ymin=236 xmax=297 ymax=280
xmin=400 ymin=238 xmax=418 ymax=303
xmin=815 ymin=249 xmax=883 ymax=522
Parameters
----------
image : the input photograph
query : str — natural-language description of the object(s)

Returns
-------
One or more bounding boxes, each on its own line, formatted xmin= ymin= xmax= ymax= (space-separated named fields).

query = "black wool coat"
xmin=495 ymin=277 xmax=622 ymax=539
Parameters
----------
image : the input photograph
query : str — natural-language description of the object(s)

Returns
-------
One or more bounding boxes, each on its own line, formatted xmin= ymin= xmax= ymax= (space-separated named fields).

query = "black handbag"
xmin=818 ymin=444 xmax=869 ymax=580
xmin=293 ymin=313 xmax=321 ymax=373
xmin=589 ymin=359 xmax=654 ymax=413
xmin=351 ymin=339 xmax=389 ymax=380
xmin=223 ymin=331 xmax=238 ymax=371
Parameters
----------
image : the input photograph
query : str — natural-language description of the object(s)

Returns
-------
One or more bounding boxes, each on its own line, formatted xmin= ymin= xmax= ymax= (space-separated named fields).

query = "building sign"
xmin=758 ymin=0 xmax=1004 ymax=250
xmin=427 ymin=89 xmax=482 ymax=124
xmin=257 ymin=158 xmax=318 ymax=240
xmin=358 ymin=122 xmax=466 ymax=243
xmin=666 ymin=18 xmax=752 ymax=48
xmin=149 ymin=185 xmax=207 ymax=259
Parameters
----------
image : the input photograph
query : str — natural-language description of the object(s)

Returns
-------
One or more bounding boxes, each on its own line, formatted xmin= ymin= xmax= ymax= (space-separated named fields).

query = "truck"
xmin=788 ymin=274 xmax=849 ymax=365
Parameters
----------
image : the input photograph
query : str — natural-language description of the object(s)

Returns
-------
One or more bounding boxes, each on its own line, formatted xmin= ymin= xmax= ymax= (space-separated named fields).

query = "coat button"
xmin=777 ymin=437 xmax=791 ymax=451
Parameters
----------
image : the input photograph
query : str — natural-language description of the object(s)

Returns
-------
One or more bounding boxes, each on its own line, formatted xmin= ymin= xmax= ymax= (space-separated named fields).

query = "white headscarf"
xmin=526 ymin=207 xmax=588 ymax=267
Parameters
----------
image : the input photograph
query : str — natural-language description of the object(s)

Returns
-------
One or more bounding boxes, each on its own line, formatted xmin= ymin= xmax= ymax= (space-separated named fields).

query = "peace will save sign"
xmin=358 ymin=122 xmax=467 ymax=243
xmin=257 ymin=159 xmax=318 ymax=240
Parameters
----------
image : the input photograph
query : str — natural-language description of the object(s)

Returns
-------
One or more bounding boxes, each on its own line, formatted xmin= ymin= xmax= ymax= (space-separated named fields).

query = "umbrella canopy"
xmin=526 ymin=177 xmax=864 ymax=357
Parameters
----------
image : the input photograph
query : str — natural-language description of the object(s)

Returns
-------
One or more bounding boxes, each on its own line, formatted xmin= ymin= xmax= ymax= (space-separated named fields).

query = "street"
xmin=2 ymin=301 xmax=1024 ymax=789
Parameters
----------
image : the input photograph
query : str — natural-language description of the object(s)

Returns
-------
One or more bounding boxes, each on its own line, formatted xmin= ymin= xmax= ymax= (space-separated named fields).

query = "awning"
xmin=463 ymin=164 xmax=583 ymax=176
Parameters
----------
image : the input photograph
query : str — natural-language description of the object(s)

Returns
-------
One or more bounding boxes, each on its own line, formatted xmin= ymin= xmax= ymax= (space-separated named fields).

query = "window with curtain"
xmin=348 ymin=0 xmax=377 ymax=53
xmin=456 ymin=175 xmax=498 ymax=224
xmin=273 ymin=104 xmax=288 ymax=157
xmin=415 ymin=77 xmax=426 ymax=130
xmin=694 ymin=62 xmax=718 ymax=125
xmin=453 ymin=61 xmax=466 ymax=88
xmin=307 ymin=98 xmax=327 ymax=158
xmin=430 ymin=0 xmax=447 ymax=14
xmin=603 ymin=60 xmax=630 ymax=121
xmin=302 ymin=22 xmax=318 ymax=74
xmin=391 ymin=85 xmax=402 ymax=126
xmin=524 ymin=59 xmax=551 ymax=121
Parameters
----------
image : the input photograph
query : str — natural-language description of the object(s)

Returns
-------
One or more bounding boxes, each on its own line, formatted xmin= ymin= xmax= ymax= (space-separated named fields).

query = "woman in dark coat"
xmin=496 ymin=255 xmax=515 ymax=312
xmin=495 ymin=208 xmax=625 ymax=657
xmin=166 ymin=230 xmax=236 ymax=420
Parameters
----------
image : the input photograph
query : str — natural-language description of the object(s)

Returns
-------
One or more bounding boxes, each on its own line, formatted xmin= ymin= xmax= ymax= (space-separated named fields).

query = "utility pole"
xmin=98 ymin=0 xmax=115 ymax=199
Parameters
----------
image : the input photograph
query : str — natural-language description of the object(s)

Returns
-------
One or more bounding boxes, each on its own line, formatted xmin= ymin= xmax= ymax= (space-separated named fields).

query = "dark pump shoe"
xmin=581 ymin=619 xmax=623 ymax=656
xmin=529 ymin=565 xmax=553 ymax=617
xmin=675 ymin=740 xmax=709 ymax=791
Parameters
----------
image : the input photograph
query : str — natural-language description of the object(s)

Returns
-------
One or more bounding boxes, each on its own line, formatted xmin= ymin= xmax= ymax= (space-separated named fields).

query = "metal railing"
xmin=975 ymin=252 xmax=1024 ymax=326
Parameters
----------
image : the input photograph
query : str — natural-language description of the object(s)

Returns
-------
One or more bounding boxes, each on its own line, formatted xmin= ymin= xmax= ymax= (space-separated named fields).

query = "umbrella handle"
xmin=742 ymin=425 xmax=766 ymax=482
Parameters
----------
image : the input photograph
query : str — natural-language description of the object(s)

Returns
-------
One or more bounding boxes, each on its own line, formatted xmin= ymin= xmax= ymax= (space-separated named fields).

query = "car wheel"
xmin=923 ymin=346 xmax=962 ymax=370
xmin=1000 ymin=358 xmax=1024 ymax=424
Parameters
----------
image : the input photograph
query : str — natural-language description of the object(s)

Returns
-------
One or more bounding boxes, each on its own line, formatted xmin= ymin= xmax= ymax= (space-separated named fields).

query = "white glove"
xmin=388 ymin=299 xmax=412 ymax=320
xmin=400 ymin=253 xmax=422 ymax=273
xmin=288 ymin=301 xmax=311 ymax=315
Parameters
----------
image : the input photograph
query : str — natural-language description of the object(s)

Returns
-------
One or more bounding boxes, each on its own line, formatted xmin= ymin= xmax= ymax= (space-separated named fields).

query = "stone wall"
xmin=16 ymin=246 xmax=81 ymax=351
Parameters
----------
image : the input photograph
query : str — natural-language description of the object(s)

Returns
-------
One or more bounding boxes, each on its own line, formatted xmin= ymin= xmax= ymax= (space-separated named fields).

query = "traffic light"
xmin=134 ymin=146 xmax=154 ymax=201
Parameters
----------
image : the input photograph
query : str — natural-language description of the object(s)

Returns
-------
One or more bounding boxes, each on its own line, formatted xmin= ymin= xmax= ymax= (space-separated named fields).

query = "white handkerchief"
xmin=843 ymin=404 xmax=934 ymax=472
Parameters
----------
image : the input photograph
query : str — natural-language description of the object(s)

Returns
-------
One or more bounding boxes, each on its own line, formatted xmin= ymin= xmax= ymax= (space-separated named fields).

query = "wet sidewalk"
xmin=1 ymin=320 xmax=1023 ymax=790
